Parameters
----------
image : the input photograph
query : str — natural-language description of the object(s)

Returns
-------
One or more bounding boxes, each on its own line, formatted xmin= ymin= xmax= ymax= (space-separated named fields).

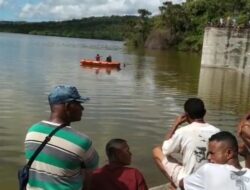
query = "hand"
xmin=165 ymin=114 xmax=188 ymax=140
xmin=238 ymin=143 xmax=250 ymax=158
xmin=174 ymin=114 xmax=188 ymax=126
xmin=238 ymin=113 xmax=250 ymax=148
xmin=237 ymin=113 xmax=250 ymax=137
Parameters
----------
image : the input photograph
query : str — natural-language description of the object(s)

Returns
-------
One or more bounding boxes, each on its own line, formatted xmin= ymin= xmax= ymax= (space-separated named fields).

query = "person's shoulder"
xmin=92 ymin=165 xmax=135 ymax=176
xmin=188 ymin=122 xmax=220 ymax=132
xmin=203 ymin=163 xmax=240 ymax=171
xmin=31 ymin=121 xmax=46 ymax=127
xmin=123 ymin=166 xmax=145 ymax=176
xmin=195 ymin=162 xmax=219 ymax=173
xmin=64 ymin=126 xmax=90 ymax=139
xmin=204 ymin=123 xmax=220 ymax=130
xmin=92 ymin=166 xmax=105 ymax=174
xmin=174 ymin=123 xmax=196 ymax=134
xmin=204 ymin=163 xmax=221 ymax=168
xmin=243 ymin=167 xmax=250 ymax=175
xmin=61 ymin=127 xmax=94 ymax=150
xmin=27 ymin=121 xmax=49 ymax=131
xmin=175 ymin=124 xmax=190 ymax=133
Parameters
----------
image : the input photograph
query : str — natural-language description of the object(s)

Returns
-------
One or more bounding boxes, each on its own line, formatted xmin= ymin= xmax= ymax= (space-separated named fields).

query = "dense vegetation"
xmin=0 ymin=16 xmax=138 ymax=41
xmin=1 ymin=0 xmax=250 ymax=51
xmin=127 ymin=0 xmax=250 ymax=51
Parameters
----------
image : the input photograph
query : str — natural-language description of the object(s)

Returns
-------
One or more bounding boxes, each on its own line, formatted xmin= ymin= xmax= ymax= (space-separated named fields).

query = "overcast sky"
xmin=0 ymin=0 xmax=185 ymax=22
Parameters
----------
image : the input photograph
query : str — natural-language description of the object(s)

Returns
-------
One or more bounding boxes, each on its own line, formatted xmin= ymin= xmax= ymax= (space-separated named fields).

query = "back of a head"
xmin=209 ymin=131 xmax=238 ymax=154
xmin=106 ymin=138 xmax=126 ymax=160
xmin=184 ymin=98 xmax=206 ymax=119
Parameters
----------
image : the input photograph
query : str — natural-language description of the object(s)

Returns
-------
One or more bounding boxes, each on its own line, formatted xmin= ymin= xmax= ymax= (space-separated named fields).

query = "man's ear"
xmin=226 ymin=149 xmax=234 ymax=160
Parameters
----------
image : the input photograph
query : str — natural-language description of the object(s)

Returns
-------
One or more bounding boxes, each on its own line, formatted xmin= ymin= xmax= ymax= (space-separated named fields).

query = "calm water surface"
xmin=0 ymin=32 xmax=250 ymax=189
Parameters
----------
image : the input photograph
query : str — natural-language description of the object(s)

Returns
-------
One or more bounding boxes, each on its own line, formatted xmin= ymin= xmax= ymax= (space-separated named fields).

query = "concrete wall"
xmin=201 ymin=27 xmax=250 ymax=72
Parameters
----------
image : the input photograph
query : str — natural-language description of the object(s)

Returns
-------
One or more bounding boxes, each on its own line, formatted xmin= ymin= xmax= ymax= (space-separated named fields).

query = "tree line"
xmin=0 ymin=16 xmax=138 ymax=41
xmin=127 ymin=0 xmax=250 ymax=51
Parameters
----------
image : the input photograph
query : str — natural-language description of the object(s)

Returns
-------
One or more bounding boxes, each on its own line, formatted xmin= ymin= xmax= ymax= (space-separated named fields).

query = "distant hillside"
xmin=0 ymin=16 xmax=138 ymax=41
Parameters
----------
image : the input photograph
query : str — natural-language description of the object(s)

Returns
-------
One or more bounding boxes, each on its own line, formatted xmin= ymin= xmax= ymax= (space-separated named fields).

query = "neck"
xmin=192 ymin=118 xmax=205 ymax=123
xmin=227 ymin=158 xmax=242 ymax=169
xmin=49 ymin=114 xmax=70 ymax=125
xmin=109 ymin=160 xmax=124 ymax=166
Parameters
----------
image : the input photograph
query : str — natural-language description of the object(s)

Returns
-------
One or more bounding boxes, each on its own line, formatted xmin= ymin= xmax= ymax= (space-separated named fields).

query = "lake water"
xmin=0 ymin=32 xmax=249 ymax=189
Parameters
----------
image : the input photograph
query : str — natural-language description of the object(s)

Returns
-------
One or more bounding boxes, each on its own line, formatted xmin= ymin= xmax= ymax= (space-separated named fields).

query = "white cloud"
xmin=172 ymin=0 xmax=185 ymax=4
xmin=159 ymin=0 xmax=186 ymax=4
xmin=0 ymin=0 xmax=7 ymax=8
xmin=19 ymin=0 xmax=162 ymax=21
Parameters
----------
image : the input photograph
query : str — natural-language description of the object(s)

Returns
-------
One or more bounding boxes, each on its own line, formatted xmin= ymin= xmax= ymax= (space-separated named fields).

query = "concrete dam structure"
xmin=201 ymin=27 xmax=250 ymax=73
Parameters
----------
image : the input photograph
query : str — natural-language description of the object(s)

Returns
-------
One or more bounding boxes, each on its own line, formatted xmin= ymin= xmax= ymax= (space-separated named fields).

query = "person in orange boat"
xmin=106 ymin=55 xmax=112 ymax=62
xmin=95 ymin=54 xmax=101 ymax=61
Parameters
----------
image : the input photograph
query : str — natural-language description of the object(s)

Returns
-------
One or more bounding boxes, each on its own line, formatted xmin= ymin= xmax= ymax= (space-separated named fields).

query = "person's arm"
xmin=165 ymin=114 xmax=188 ymax=140
xmin=237 ymin=112 xmax=250 ymax=137
xmin=237 ymin=113 xmax=250 ymax=168
xmin=82 ymin=145 xmax=99 ymax=170
xmin=81 ymin=145 xmax=99 ymax=190
xmin=152 ymin=146 xmax=175 ymax=181
xmin=239 ymin=142 xmax=250 ymax=168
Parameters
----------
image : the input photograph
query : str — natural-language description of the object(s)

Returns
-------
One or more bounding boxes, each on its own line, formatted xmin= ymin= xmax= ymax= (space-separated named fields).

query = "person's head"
xmin=238 ymin=113 xmax=250 ymax=148
xmin=208 ymin=131 xmax=238 ymax=164
xmin=48 ymin=85 xmax=89 ymax=123
xmin=105 ymin=138 xmax=132 ymax=166
xmin=184 ymin=98 xmax=206 ymax=120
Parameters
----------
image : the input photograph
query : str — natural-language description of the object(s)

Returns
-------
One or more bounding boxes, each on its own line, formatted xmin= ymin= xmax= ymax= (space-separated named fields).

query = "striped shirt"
xmin=25 ymin=121 xmax=99 ymax=190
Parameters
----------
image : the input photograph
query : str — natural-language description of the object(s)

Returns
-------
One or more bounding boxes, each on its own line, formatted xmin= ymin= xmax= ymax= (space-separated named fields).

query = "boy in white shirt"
xmin=152 ymin=98 xmax=220 ymax=189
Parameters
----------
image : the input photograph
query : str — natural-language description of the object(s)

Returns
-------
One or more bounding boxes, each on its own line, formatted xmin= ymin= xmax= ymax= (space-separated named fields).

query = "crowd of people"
xmin=207 ymin=16 xmax=250 ymax=30
xmin=22 ymin=85 xmax=250 ymax=190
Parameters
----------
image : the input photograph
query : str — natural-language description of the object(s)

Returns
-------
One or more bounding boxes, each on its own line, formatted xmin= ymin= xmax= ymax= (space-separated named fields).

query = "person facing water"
xmin=106 ymin=55 xmax=112 ymax=62
xmin=24 ymin=85 xmax=99 ymax=190
xmin=180 ymin=131 xmax=250 ymax=190
xmin=152 ymin=98 xmax=220 ymax=189
xmin=88 ymin=138 xmax=148 ymax=190
xmin=96 ymin=54 xmax=100 ymax=61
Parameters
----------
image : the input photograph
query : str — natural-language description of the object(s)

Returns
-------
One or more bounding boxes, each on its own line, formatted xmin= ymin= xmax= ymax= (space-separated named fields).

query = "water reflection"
xmin=80 ymin=65 xmax=121 ymax=75
xmin=153 ymin=51 xmax=201 ymax=94
xmin=198 ymin=67 xmax=250 ymax=113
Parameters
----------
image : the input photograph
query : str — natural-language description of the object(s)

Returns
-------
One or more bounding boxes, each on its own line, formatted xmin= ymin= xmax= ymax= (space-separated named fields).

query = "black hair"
xmin=209 ymin=131 xmax=238 ymax=153
xmin=105 ymin=138 xmax=127 ymax=159
xmin=184 ymin=98 xmax=206 ymax=119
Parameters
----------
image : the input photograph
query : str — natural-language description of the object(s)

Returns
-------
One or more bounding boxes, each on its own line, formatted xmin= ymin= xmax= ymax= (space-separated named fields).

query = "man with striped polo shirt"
xmin=24 ymin=85 xmax=99 ymax=190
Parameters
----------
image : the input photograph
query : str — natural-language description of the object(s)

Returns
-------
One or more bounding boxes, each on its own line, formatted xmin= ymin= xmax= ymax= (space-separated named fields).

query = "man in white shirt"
xmin=152 ymin=98 xmax=220 ymax=189
xmin=180 ymin=131 xmax=250 ymax=190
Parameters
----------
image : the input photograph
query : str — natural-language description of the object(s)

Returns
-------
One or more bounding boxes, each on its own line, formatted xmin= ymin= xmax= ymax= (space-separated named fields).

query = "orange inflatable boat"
xmin=80 ymin=59 xmax=121 ymax=68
